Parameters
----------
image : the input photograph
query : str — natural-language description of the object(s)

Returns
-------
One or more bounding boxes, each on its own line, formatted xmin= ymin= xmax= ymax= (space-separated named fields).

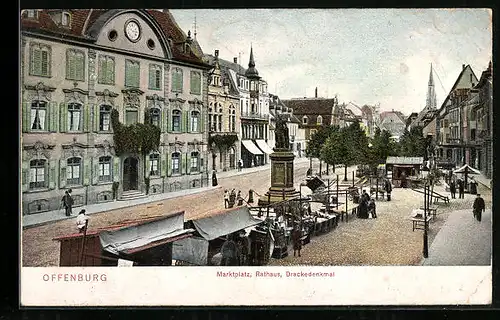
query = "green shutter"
xmin=93 ymin=104 xmax=99 ymax=132
xmin=167 ymin=152 xmax=172 ymax=177
xmin=160 ymin=152 xmax=167 ymax=177
xmin=186 ymin=153 xmax=191 ymax=174
xmin=125 ymin=61 xmax=130 ymax=86
xmin=83 ymin=158 xmax=91 ymax=185
xmin=48 ymin=102 xmax=58 ymax=132
xmin=113 ymin=156 xmax=120 ymax=182
xmin=107 ymin=58 xmax=114 ymax=84
xmin=168 ymin=110 xmax=173 ymax=132
xmin=149 ymin=65 xmax=154 ymax=89
xmin=21 ymin=160 xmax=28 ymax=192
xmin=181 ymin=154 xmax=186 ymax=174
xmin=178 ymin=71 xmax=183 ymax=92
xmin=83 ymin=104 xmax=91 ymax=132
xmin=41 ymin=50 xmax=49 ymax=76
xmin=161 ymin=108 xmax=167 ymax=133
xmin=59 ymin=102 xmax=67 ymax=132
xmin=98 ymin=56 xmax=105 ymax=83
xmin=183 ymin=111 xmax=188 ymax=133
xmin=59 ymin=158 xmax=67 ymax=188
xmin=92 ymin=157 xmax=99 ymax=185
xmin=32 ymin=47 xmax=41 ymax=75
xmin=190 ymin=72 xmax=195 ymax=93
xmin=22 ymin=102 xmax=31 ymax=133
xmin=76 ymin=53 xmax=85 ymax=81
xmin=48 ymin=159 xmax=57 ymax=189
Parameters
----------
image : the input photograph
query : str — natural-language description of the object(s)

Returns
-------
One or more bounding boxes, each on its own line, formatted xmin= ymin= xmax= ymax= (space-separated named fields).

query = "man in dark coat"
xmin=449 ymin=180 xmax=456 ymax=199
xmin=291 ymin=226 xmax=302 ymax=257
xmin=473 ymin=193 xmax=485 ymax=222
xmin=385 ymin=179 xmax=392 ymax=201
xmin=61 ymin=190 xmax=74 ymax=216
xmin=457 ymin=179 xmax=465 ymax=199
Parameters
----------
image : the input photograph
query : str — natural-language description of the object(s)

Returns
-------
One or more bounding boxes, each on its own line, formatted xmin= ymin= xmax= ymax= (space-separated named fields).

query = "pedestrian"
xmin=457 ymin=178 xmax=465 ymax=199
xmin=220 ymin=234 xmax=240 ymax=266
xmin=61 ymin=190 xmax=74 ymax=216
xmin=76 ymin=209 xmax=88 ymax=233
xmin=368 ymin=199 xmax=377 ymax=218
xmin=212 ymin=170 xmax=218 ymax=187
xmin=472 ymin=193 xmax=485 ymax=222
xmin=449 ymin=180 xmax=456 ymax=199
xmin=223 ymin=189 xmax=229 ymax=208
xmin=229 ymin=189 xmax=236 ymax=208
xmin=469 ymin=177 xmax=478 ymax=195
xmin=385 ymin=178 xmax=392 ymax=201
xmin=291 ymin=225 xmax=302 ymax=257
xmin=358 ymin=190 xmax=370 ymax=219
xmin=238 ymin=159 xmax=243 ymax=172
xmin=237 ymin=190 xmax=243 ymax=206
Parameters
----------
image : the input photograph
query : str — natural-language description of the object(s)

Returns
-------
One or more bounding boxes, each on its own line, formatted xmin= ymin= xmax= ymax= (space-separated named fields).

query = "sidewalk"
xmin=22 ymin=157 xmax=311 ymax=229
xmin=474 ymin=173 xmax=492 ymax=190
xmin=422 ymin=208 xmax=492 ymax=266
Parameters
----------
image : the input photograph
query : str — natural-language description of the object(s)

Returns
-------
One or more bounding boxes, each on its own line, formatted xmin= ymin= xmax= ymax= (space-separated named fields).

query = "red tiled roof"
xmin=283 ymin=98 xmax=335 ymax=126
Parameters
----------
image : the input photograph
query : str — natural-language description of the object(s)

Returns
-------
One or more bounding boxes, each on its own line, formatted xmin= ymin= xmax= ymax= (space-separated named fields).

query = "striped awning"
xmin=255 ymin=140 xmax=274 ymax=154
xmin=242 ymin=140 xmax=263 ymax=155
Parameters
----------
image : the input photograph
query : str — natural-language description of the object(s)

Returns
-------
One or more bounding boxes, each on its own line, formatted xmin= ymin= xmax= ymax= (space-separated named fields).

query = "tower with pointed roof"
xmin=426 ymin=63 xmax=437 ymax=109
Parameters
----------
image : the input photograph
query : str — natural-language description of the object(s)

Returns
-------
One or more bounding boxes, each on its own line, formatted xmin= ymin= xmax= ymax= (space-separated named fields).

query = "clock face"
xmin=125 ymin=21 xmax=140 ymax=42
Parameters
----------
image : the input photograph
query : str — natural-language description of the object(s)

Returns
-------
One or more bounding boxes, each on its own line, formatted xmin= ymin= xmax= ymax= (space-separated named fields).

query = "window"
xmin=67 ymin=103 xmax=82 ymax=131
xmin=218 ymin=114 xmax=222 ymax=132
xmin=190 ymin=152 xmax=199 ymax=171
xmin=149 ymin=108 xmax=160 ymax=127
xmin=208 ymin=104 xmax=213 ymax=131
xmin=302 ymin=116 xmax=308 ymax=125
xmin=125 ymin=60 xmax=140 ymax=88
xmin=98 ymin=55 xmax=115 ymax=85
xmin=29 ymin=159 xmax=46 ymax=189
xmin=190 ymin=71 xmax=201 ymax=94
xmin=98 ymin=156 xmax=112 ymax=182
xmin=66 ymin=157 xmax=81 ymax=185
xmin=471 ymin=129 xmax=476 ymax=141
xmin=245 ymin=80 xmax=249 ymax=90
xmin=30 ymin=101 xmax=47 ymax=131
xmin=172 ymin=152 xmax=180 ymax=174
xmin=30 ymin=43 xmax=51 ymax=77
xmin=149 ymin=154 xmax=160 ymax=176
xmin=317 ymin=115 xmax=323 ymax=125
xmin=172 ymin=110 xmax=181 ymax=132
xmin=229 ymin=105 xmax=236 ymax=132
xmin=239 ymin=78 xmax=244 ymax=88
xmin=99 ymin=105 xmax=112 ymax=131
xmin=66 ymin=49 xmax=85 ymax=81
xmin=171 ymin=68 xmax=183 ymax=92
xmin=61 ymin=11 xmax=71 ymax=26
xmin=125 ymin=109 xmax=138 ymax=125
xmin=26 ymin=10 xmax=37 ymax=18
xmin=149 ymin=64 xmax=162 ymax=90
xmin=190 ymin=111 xmax=199 ymax=132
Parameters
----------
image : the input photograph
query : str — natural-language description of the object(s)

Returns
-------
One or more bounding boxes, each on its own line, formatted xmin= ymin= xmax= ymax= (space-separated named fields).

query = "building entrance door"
xmin=123 ymin=157 xmax=139 ymax=191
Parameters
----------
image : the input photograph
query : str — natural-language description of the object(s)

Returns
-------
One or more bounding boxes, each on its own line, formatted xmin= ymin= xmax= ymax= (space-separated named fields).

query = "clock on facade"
xmin=125 ymin=20 xmax=141 ymax=42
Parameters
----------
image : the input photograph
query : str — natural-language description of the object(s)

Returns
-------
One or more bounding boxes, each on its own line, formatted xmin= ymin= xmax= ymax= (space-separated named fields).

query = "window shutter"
xmin=149 ymin=65 xmax=154 ymax=89
xmin=92 ymin=157 xmax=99 ymax=185
xmin=161 ymin=108 xmax=167 ymax=133
xmin=107 ymin=58 xmax=114 ymax=84
xmin=200 ymin=110 xmax=204 ymax=132
xmin=113 ymin=157 xmax=120 ymax=182
xmin=182 ymin=111 xmax=188 ymax=133
xmin=59 ymin=158 xmax=67 ymax=188
xmin=181 ymin=154 xmax=186 ymax=175
xmin=93 ymin=104 xmax=99 ymax=132
xmin=186 ymin=153 xmax=191 ymax=174
xmin=48 ymin=159 xmax=57 ymax=189
xmin=32 ymin=47 xmax=41 ymax=74
xmin=146 ymin=155 xmax=151 ymax=177
xmin=168 ymin=110 xmax=173 ymax=132
xmin=98 ymin=56 xmax=105 ymax=83
xmin=41 ymin=50 xmax=49 ymax=76
xmin=178 ymin=71 xmax=183 ymax=92
xmin=167 ymin=153 xmax=172 ymax=177
xmin=190 ymin=72 xmax=195 ymax=93
xmin=83 ymin=104 xmax=91 ymax=132
xmin=83 ymin=158 xmax=91 ymax=185
xmin=48 ymin=101 xmax=58 ymax=132
xmin=22 ymin=102 xmax=31 ymax=133
xmin=125 ymin=61 xmax=130 ymax=86
xmin=66 ymin=51 xmax=72 ymax=79
xmin=21 ymin=160 xmax=28 ymax=192
xmin=59 ymin=103 xmax=67 ymax=132
xmin=76 ymin=53 xmax=84 ymax=81
xmin=160 ymin=152 xmax=167 ymax=177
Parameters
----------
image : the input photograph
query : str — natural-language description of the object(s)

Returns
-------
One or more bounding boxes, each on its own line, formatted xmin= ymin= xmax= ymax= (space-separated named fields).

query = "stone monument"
xmin=259 ymin=114 xmax=300 ymax=205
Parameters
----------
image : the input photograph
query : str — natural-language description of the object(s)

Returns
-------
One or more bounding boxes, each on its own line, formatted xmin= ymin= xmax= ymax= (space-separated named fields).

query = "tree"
xmin=369 ymin=128 xmax=395 ymax=170
xmin=307 ymin=125 xmax=339 ymax=175
xmin=398 ymin=126 xmax=427 ymax=158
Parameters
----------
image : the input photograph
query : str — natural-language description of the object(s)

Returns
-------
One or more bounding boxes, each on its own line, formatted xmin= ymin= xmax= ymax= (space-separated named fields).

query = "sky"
xmin=170 ymin=9 xmax=492 ymax=115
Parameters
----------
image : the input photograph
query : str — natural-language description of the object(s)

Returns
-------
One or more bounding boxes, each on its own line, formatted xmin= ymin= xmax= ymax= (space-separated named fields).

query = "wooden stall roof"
xmin=52 ymin=211 xmax=186 ymax=241
xmin=386 ymin=157 xmax=424 ymax=165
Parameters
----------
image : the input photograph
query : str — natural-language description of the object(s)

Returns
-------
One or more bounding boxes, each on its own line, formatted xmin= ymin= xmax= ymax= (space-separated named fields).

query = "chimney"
xmin=315 ymin=87 xmax=318 ymax=98
xmin=215 ymin=50 xmax=219 ymax=57
xmin=462 ymin=64 xmax=466 ymax=70
xmin=234 ymin=57 xmax=237 ymax=64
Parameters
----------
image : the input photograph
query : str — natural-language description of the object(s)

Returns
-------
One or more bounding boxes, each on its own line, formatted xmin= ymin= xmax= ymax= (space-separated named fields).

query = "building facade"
xmin=21 ymin=9 xmax=211 ymax=215
xmin=378 ymin=110 xmax=406 ymax=139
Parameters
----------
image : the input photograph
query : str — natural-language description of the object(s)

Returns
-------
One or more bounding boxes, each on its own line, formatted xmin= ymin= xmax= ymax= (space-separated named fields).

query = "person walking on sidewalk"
xmin=449 ymin=180 xmax=456 ymax=199
xmin=457 ymin=179 xmax=465 ymax=199
xmin=473 ymin=193 xmax=485 ymax=222
xmin=61 ymin=190 xmax=74 ymax=216
xmin=292 ymin=225 xmax=302 ymax=257
xmin=238 ymin=159 xmax=243 ymax=172
xmin=223 ymin=189 xmax=229 ymax=208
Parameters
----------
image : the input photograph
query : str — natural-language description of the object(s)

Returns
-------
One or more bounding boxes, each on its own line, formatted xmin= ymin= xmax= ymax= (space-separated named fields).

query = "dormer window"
xmin=303 ymin=116 xmax=308 ymax=125
xmin=26 ymin=10 xmax=38 ymax=19
xmin=61 ymin=11 xmax=71 ymax=27
xmin=317 ymin=115 xmax=323 ymax=125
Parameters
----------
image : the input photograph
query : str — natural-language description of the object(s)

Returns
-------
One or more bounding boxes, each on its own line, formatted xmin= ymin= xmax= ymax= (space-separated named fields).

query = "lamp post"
xmin=423 ymin=183 xmax=429 ymax=258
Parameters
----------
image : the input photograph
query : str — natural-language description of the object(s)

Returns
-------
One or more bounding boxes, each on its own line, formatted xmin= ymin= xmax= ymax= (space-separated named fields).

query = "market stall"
xmin=386 ymin=157 xmax=424 ymax=188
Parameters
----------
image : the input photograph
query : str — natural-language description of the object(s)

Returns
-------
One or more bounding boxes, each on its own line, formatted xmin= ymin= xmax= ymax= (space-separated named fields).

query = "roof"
xmin=190 ymin=206 xmax=264 ymax=241
xmin=282 ymin=98 xmax=336 ymax=126
xmin=204 ymin=54 xmax=247 ymax=76
xmin=386 ymin=157 xmax=424 ymax=165
xmin=437 ymin=65 xmax=479 ymax=114
xmin=21 ymin=9 xmax=209 ymax=67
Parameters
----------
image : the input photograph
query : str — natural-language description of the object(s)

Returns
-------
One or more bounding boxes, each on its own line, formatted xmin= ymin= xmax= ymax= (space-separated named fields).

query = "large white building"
xmin=21 ymin=9 xmax=211 ymax=215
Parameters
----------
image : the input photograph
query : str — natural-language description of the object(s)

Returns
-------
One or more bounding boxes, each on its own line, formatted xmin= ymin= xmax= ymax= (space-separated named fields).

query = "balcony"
xmin=240 ymin=111 xmax=269 ymax=121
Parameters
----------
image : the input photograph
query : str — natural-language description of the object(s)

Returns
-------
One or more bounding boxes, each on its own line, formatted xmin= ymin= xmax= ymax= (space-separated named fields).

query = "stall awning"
xmin=191 ymin=206 xmax=264 ymax=241
xmin=255 ymin=140 xmax=274 ymax=154
xmin=386 ymin=156 xmax=424 ymax=165
xmin=242 ymin=140 xmax=263 ymax=155
xmin=99 ymin=212 xmax=194 ymax=255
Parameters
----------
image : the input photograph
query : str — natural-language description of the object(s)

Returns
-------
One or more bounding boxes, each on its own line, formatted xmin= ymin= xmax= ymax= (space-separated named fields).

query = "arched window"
xmin=61 ymin=11 xmax=71 ymax=26
xmin=98 ymin=156 xmax=112 ymax=182
xmin=99 ymin=105 xmax=112 ymax=131
xmin=29 ymin=159 xmax=46 ymax=189
xmin=190 ymin=152 xmax=199 ymax=172
xmin=68 ymin=103 xmax=82 ymax=131
xmin=302 ymin=116 xmax=308 ymax=125
xmin=190 ymin=111 xmax=200 ymax=132
xmin=30 ymin=101 xmax=47 ymax=131
xmin=149 ymin=108 xmax=160 ymax=127
xmin=149 ymin=153 xmax=160 ymax=176
xmin=208 ymin=103 xmax=213 ymax=132
xmin=67 ymin=157 xmax=82 ymax=185
xmin=172 ymin=152 xmax=180 ymax=174
xmin=172 ymin=110 xmax=181 ymax=132
xmin=317 ymin=115 xmax=323 ymax=125
xmin=229 ymin=105 xmax=236 ymax=132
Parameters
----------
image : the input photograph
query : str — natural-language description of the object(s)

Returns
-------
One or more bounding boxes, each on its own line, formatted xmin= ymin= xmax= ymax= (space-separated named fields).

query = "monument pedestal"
xmin=258 ymin=149 xmax=300 ymax=206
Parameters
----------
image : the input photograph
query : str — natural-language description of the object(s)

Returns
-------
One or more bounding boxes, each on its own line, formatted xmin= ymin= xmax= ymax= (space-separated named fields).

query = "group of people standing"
xmin=358 ymin=190 xmax=376 ymax=219
xmin=224 ymin=189 xmax=244 ymax=208
xmin=449 ymin=177 xmax=478 ymax=199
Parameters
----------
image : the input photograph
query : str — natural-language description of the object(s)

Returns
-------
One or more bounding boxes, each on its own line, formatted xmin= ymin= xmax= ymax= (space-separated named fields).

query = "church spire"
xmin=248 ymin=45 xmax=255 ymax=68
xmin=426 ymin=63 xmax=437 ymax=109
xmin=245 ymin=45 xmax=259 ymax=79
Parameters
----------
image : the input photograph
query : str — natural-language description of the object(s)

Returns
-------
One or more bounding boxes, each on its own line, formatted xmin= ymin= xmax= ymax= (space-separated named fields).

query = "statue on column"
xmin=274 ymin=114 xmax=289 ymax=150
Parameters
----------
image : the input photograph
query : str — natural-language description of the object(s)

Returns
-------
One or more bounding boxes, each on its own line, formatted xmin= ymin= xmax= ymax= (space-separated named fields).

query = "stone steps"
xmin=119 ymin=190 xmax=148 ymax=201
